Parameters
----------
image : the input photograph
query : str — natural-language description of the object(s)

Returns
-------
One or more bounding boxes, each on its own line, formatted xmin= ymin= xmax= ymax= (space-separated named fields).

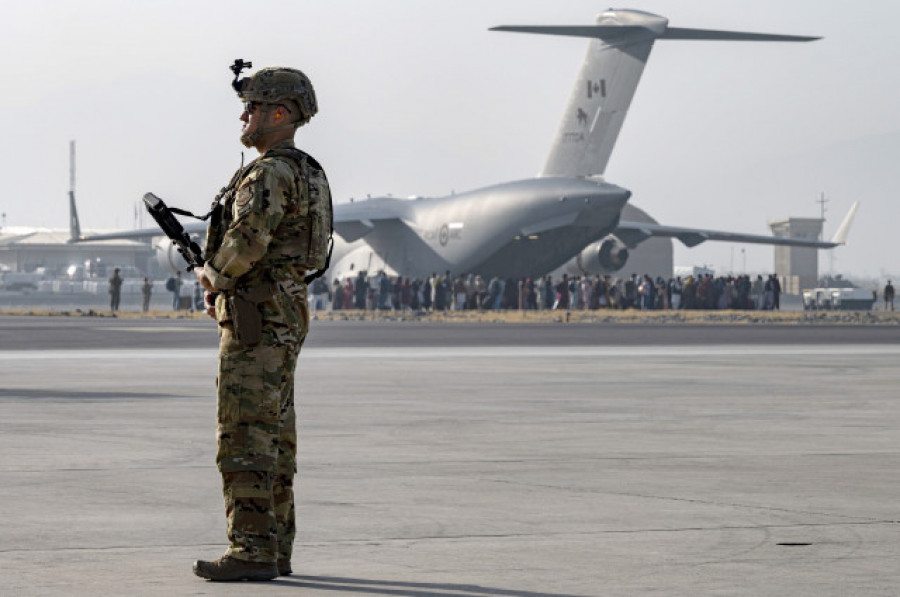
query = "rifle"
xmin=142 ymin=192 xmax=205 ymax=271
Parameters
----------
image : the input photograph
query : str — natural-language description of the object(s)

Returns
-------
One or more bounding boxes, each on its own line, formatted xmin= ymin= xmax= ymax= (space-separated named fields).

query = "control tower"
xmin=768 ymin=217 xmax=824 ymax=294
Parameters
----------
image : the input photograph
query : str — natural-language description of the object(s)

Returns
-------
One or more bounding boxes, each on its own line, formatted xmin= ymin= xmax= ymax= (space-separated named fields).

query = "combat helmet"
xmin=230 ymin=60 xmax=318 ymax=134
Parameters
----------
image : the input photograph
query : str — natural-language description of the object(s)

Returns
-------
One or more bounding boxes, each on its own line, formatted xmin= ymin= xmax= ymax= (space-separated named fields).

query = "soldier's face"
xmin=239 ymin=102 xmax=263 ymax=148
xmin=240 ymin=102 xmax=260 ymax=134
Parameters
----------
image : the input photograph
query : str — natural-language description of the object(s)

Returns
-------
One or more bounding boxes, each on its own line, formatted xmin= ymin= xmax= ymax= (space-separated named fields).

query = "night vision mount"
xmin=230 ymin=58 xmax=253 ymax=92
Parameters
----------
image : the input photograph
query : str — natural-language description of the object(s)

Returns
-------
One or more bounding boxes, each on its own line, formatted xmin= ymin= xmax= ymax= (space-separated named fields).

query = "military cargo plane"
xmin=79 ymin=9 xmax=856 ymax=280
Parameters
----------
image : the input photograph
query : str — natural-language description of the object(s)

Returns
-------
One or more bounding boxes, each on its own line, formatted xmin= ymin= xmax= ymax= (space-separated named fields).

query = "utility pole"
xmin=815 ymin=191 xmax=828 ymax=238
xmin=815 ymin=192 xmax=834 ymax=275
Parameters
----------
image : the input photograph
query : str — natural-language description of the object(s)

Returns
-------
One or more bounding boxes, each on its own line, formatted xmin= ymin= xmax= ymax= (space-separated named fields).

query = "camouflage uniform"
xmin=203 ymin=137 xmax=331 ymax=566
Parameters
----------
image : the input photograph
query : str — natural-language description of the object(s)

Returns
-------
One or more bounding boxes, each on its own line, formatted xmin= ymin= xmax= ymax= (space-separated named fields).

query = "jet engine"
xmin=575 ymin=236 xmax=630 ymax=274
xmin=597 ymin=237 xmax=629 ymax=272
xmin=154 ymin=237 xmax=191 ymax=274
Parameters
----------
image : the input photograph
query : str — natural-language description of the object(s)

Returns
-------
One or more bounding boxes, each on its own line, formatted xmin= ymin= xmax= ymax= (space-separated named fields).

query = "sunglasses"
xmin=243 ymin=101 xmax=292 ymax=115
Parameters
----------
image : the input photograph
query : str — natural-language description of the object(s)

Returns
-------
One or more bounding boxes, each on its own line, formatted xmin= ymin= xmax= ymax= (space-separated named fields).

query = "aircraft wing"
xmin=613 ymin=220 xmax=840 ymax=249
xmin=612 ymin=201 xmax=859 ymax=249
xmin=613 ymin=201 xmax=859 ymax=249
xmin=76 ymin=221 xmax=207 ymax=242
xmin=75 ymin=197 xmax=410 ymax=245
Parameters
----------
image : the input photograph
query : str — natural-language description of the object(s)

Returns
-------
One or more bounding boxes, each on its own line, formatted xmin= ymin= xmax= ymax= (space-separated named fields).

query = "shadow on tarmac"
xmin=280 ymin=576 xmax=588 ymax=597
xmin=0 ymin=388 xmax=179 ymax=400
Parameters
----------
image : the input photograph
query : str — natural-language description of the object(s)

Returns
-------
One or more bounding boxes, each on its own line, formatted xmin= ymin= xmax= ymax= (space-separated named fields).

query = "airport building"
xmin=0 ymin=227 xmax=153 ymax=279
xmin=768 ymin=217 xmax=825 ymax=294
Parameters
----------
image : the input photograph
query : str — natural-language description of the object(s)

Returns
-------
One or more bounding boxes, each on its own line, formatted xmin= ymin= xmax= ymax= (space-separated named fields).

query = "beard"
xmin=240 ymin=129 xmax=257 ymax=148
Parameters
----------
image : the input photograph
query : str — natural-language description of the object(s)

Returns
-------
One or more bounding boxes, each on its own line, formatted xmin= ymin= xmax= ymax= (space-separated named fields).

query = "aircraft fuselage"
xmin=330 ymin=176 xmax=630 ymax=280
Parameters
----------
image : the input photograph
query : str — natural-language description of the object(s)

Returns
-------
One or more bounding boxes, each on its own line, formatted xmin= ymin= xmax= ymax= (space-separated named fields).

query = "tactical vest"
xmin=265 ymin=147 xmax=333 ymax=279
xmin=205 ymin=147 xmax=333 ymax=284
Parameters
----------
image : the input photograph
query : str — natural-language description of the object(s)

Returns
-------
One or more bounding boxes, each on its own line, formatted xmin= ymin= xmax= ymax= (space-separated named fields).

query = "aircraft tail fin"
xmin=492 ymin=10 xmax=819 ymax=179
xmin=830 ymin=201 xmax=859 ymax=245
xmin=67 ymin=140 xmax=82 ymax=242
xmin=69 ymin=190 xmax=82 ymax=242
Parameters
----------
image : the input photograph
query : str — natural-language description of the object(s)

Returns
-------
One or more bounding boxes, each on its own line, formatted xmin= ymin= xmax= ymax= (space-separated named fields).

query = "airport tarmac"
xmin=1 ymin=317 xmax=899 ymax=596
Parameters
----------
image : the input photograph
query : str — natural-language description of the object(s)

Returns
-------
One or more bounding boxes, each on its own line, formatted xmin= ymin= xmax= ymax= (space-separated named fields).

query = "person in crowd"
xmin=399 ymin=277 xmax=410 ymax=311
xmin=330 ymin=279 xmax=341 ymax=310
xmin=354 ymin=271 xmax=368 ymax=309
xmin=623 ymin=275 xmax=636 ymax=310
xmin=410 ymin=278 xmax=422 ymax=310
xmin=669 ymin=276 xmax=682 ymax=310
xmin=770 ymin=274 xmax=782 ymax=310
xmin=542 ymin=275 xmax=554 ymax=310
xmin=503 ymin=277 xmax=517 ymax=310
xmin=554 ymin=274 xmax=569 ymax=310
xmin=453 ymin=275 xmax=467 ymax=310
xmin=344 ymin=278 xmax=355 ymax=309
xmin=424 ymin=274 xmax=433 ymax=310
xmin=310 ymin=276 xmax=330 ymax=311
xmin=170 ymin=271 xmax=183 ymax=310
xmin=192 ymin=281 xmax=204 ymax=312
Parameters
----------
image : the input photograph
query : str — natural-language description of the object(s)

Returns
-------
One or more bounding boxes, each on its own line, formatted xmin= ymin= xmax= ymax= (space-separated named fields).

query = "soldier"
xmin=141 ymin=277 xmax=153 ymax=312
xmin=108 ymin=267 xmax=123 ymax=314
xmin=192 ymin=62 xmax=332 ymax=582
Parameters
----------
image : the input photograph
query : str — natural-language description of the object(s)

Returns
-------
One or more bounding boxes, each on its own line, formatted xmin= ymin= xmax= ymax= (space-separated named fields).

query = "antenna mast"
xmin=70 ymin=141 xmax=75 ymax=197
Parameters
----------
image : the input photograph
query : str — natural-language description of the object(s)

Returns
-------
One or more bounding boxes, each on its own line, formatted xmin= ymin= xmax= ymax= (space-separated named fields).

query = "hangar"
xmin=0 ymin=227 xmax=153 ymax=280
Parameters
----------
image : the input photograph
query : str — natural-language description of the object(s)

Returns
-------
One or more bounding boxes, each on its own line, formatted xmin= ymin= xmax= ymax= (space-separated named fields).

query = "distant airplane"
xmin=79 ymin=8 xmax=857 ymax=281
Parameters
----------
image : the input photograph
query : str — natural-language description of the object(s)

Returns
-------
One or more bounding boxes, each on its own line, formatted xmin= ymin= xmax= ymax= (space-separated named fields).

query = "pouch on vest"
xmin=227 ymin=284 xmax=275 ymax=347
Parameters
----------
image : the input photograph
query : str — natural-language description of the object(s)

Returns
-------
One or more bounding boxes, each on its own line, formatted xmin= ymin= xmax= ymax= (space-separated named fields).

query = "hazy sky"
xmin=2 ymin=0 xmax=897 ymax=278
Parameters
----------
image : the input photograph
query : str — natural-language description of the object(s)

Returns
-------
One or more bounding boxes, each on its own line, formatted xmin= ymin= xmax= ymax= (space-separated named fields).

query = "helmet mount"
xmin=230 ymin=59 xmax=253 ymax=93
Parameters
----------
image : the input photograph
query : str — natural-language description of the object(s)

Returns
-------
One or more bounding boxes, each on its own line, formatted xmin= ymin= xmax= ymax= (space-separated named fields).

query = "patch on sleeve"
xmin=235 ymin=183 xmax=254 ymax=208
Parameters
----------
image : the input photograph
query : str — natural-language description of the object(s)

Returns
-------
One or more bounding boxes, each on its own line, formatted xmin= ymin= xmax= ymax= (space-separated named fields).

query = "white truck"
xmin=0 ymin=271 xmax=44 ymax=291
xmin=802 ymin=277 xmax=875 ymax=311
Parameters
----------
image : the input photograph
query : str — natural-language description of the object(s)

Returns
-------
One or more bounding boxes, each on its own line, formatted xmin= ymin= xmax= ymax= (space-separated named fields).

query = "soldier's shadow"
xmin=275 ymin=575 xmax=588 ymax=597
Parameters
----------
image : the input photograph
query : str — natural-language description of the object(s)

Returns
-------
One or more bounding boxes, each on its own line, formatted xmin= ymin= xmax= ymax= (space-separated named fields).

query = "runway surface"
xmin=2 ymin=314 xmax=899 ymax=350
xmin=1 ymin=316 xmax=899 ymax=596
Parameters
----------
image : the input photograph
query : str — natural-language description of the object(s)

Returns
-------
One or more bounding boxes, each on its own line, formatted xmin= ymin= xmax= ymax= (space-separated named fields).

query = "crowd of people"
xmin=311 ymin=270 xmax=788 ymax=313
xmin=99 ymin=270 xmax=897 ymax=315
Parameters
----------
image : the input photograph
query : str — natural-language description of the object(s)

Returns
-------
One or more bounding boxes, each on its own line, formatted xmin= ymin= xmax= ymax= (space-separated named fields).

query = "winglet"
xmin=830 ymin=201 xmax=859 ymax=245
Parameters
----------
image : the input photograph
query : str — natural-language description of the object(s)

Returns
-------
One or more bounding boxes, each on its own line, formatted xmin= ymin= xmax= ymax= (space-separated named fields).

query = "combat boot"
xmin=193 ymin=555 xmax=278 ymax=582
xmin=278 ymin=558 xmax=292 ymax=576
